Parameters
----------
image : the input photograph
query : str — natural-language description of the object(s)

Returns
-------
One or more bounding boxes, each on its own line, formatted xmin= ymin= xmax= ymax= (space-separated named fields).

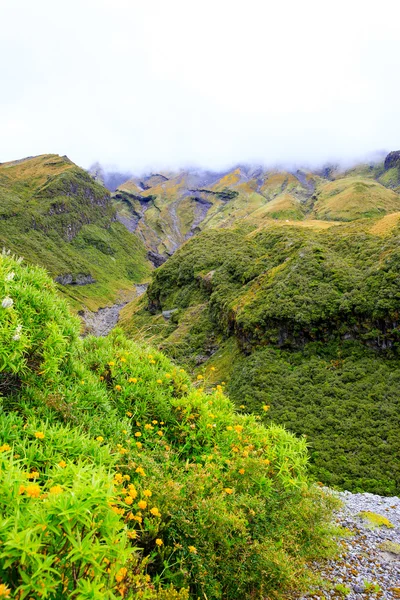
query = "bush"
xmin=0 ymin=253 xmax=338 ymax=598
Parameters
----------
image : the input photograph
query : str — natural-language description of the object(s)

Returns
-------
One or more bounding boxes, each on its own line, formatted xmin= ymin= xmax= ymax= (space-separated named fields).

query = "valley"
xmin=1 ymin=150 xmax=400 ymax=598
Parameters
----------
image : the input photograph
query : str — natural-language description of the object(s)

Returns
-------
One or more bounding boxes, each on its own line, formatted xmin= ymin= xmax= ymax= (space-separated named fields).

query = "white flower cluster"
xmin=5 ymin=271 xmax=15 ymax=282
xmin=12 ymin=324 xmax=22 ymax=341
xmin=1 ymin=297 xmax=13 ymax=309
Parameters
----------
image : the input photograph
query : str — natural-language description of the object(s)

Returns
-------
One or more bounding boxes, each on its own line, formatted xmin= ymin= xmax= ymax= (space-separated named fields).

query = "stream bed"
xmin=79 ymin=284 xmax=148 ymax=337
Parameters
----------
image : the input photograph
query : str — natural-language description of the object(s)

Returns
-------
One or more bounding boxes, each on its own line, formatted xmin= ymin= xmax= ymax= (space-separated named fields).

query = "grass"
xmin=0 ymin=155 xmax=151 ymax=311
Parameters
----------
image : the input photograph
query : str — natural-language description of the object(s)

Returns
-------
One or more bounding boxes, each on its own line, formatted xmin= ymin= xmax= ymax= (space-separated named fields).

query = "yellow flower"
xmin=115 ymin=384 xmax=122 ymax=391
xmin=128 ymin=377 xmax=137 ymax=383
xmin=26 ymin=484 xmax=41 ymax=498
xmin=127 ymin=531 xmax=137 ymax=539
xmin=18 ymin=485 xmax=25 ymax=494
xmin=143 ymin=489 xmax=152 ymax=497
xmin=122 ymin=429 xmax=127 ymax=434
xmin=262 ymin=405 xmax=270 ymax=411
xmin=155 ymin=538 xmax=163 ymax=546
xmin=49 ymin=485 xmax=63 ymax=495
xmin=240 ymin=405 xmax=245 ymax=409
xmin=133 ymin=514 xmax=142 ymax=523
xmin=165 ymin=445 xmax=170 ymax=451
xmin=196 ymin=374 xmax=203 ymax=380
xmin=108 ymin=361 xmax=115 ymax=366
xmin=226 ymin=426 xmax=233 ymax=431
xmin=135 ymin=467 xmax=146 ymax=477
xmin=210 ymin=366 xmax=216 ymax=371
xmin=0 ymin=444 xmax=11 ymax=452
xmin=223 ymin=487 xmax=233 ymax=495
xmin=233 ymin=425 xmax=243 ymax=434
xmin=179 ymin=368 xmax=185 ymax=373
xmin=115 ymin=567 xmax=127 ymax=582
xmin=157 ymin=379 xmax=163 ymax=384
xmin=136 ymin=442 xmax=142 ymax=449
xmin=99 ymin=375 xmax=104 ymax=381
xmin=0 ymin=583 xmax=11 ymax=598
xmin=126 ymin=411 xmax=133 ymax=417
xmin=80 ymin=380 xmax=85 ymax=385
xmin=137 ymin=500 xmax=147 ymax=510
xmin=27 ymin=471 xmax=39 ymax=479
xmin=160 ymin=421 xmax=164 ymax=425
xmin=124 ymin=496 xmax=133 ymax=505
xmin=34 ymin=431 xmax=45 ymax=440
xmin=120 ymin=357 xmax=126 ymax=363
xmin=157 ymin=430 xmax=163 ymax=437
xmin=152 ymin=420 xmax=158 ymax=424
xmin=238 ymin=468 xmax=245 ymax=475
xmin=188 ymin=545 xmax=197 ymax=554
xmin=165 ymin=373 xmax=171 ymax=378
xmin=263 ymin=459 xmax=270 ymax=465
xmin=58 ymin=460 xmax=67 ymax=468
xmin=128 ymin=485 xmax=138 ymax=499
xmin=150 ymin=507 xmax=161 ymax=517
xmin=96 ymin=436 xmax=104 ymax=442
xmin=144 ymin=424 xmax=153 ymax=430
xmin=150 ymin=359 xmax=156 ymax=365
xmin=114 ymin=473 xmax=124 ymax=484
xmin=134 ymin=432 xmax=142 ymax=437
xmin=148 ymin=354 xmax=154 ymax=360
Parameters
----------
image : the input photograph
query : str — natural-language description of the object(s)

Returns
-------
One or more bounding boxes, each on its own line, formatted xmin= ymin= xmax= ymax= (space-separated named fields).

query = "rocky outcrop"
xmin=384 ymin=151 xmax=400 ymax=171
xmin=147 ymin=251 xmax=167 ymax=268
xmin=55 ymin=273 xmax=96 ymax=286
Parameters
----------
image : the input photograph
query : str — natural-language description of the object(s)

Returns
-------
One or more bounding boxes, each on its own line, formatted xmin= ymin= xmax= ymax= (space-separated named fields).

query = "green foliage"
xmin=0 ymin=253 xmax=339 ymax=599
xmin=127 ymin=223 xmax=400 ymax=494
xmin=0 ymin=155 xmax=150 ymax=311
xmin=358 ymin=511 xmax=394 ymax=528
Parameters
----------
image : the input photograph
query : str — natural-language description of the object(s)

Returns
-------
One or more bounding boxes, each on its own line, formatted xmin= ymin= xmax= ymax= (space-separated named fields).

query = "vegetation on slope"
xmin=0 ymin=155 xmax=151 ymax=311
xmin=121 ymin=221 xmax=400 ymax=495
xmin=0 ymin=252 xmax=338 ymax=599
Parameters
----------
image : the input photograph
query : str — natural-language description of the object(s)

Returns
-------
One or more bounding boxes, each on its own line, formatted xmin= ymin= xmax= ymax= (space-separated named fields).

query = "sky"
xmin=1 ymin=0 xmax=400 ymax=173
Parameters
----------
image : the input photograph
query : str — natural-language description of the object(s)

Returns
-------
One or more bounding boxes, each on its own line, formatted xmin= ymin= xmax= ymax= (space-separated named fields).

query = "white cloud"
xmin=1 ymin=0 xmax=399 ymax=172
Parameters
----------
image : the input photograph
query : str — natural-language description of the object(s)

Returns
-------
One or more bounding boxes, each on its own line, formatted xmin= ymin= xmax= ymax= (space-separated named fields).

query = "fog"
xmin=1 ymin=0 xmax=399 ymax=172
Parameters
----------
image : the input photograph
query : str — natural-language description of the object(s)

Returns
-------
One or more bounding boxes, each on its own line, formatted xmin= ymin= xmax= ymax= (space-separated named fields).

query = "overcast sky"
xmin=1 ymin=0 xmax=399 ymax=173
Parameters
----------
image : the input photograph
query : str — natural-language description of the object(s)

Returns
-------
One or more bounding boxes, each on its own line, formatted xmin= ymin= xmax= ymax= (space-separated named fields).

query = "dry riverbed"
xmin=79 ymin=284 xmax=147 ymax=337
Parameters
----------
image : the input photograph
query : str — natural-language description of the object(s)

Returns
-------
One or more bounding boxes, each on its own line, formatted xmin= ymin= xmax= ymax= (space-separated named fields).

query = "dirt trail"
xmin=80 ymin=284 xmax=147 ymax=337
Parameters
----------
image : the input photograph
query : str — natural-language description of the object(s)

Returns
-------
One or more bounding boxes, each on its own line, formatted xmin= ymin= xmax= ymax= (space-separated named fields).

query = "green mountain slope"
xmin=0 ymin=252 xmax=337 ymax=599
xmin=120 ymin=218 xmax=400 ymax=494
xmin=0 ymin=155 xmax=151 ymax=310
xmin=112 ymin=154 xmax=400 ymax=261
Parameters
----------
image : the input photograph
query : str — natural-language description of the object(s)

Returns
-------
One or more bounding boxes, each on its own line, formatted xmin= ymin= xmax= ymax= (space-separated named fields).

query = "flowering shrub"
xmin=0 ymin=253 xmax=338 ymax=598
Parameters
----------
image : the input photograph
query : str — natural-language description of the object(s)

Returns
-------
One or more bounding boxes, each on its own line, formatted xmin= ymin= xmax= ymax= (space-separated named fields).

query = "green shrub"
xmin=0 ymin=253 xmax=339 ymax=598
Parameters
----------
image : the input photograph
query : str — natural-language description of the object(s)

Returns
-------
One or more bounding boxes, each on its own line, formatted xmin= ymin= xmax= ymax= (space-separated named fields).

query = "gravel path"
xmin=302 ymin=491 xmax=400 ymax=599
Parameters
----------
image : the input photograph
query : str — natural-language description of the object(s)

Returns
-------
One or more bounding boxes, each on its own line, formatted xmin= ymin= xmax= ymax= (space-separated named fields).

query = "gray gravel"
xmin=301 ymin=491 xmax=400 ymax=599
xmin=80 ymin=284 xmax=148 ymax=337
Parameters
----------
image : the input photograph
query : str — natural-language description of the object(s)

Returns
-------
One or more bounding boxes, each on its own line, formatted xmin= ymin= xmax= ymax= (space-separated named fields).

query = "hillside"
xmin=0 ymin=155 xmax=151 ymax=311
xmin=0 ymin=252 xmax=338 ymax=599
xmin=120 ymin=217 xmax=400 ymax=495
xmin=112 ymin=154 xmax=400 ymax=261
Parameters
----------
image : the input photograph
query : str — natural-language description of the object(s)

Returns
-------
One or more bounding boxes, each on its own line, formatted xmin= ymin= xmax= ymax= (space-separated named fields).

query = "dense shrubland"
xmin=123 ymin=223 xmax=400 ymax=495
xmin=0 ymin=252 xmax=338 ymax=599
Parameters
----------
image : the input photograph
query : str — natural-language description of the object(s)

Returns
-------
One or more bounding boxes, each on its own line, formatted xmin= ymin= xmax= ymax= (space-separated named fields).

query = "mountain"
xmin=118 ymin=151 xmax=400 ymax=495
xmin=111 ymin=156 xmax=400 ymax=263
xmin=0 ymin=154 xmax=151 ymax=310
xmin=2 ymin=150 xmax=400 ymax=494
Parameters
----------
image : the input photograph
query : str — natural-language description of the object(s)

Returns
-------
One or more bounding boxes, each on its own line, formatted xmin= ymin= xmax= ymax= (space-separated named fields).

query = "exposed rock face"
xmin=384 ymin=151 xmax=400 ymax=170
xmin=55 ymin=273 xmax=96 ymax=286
xmin=147 ymin=251 xmax=167 ymax=268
